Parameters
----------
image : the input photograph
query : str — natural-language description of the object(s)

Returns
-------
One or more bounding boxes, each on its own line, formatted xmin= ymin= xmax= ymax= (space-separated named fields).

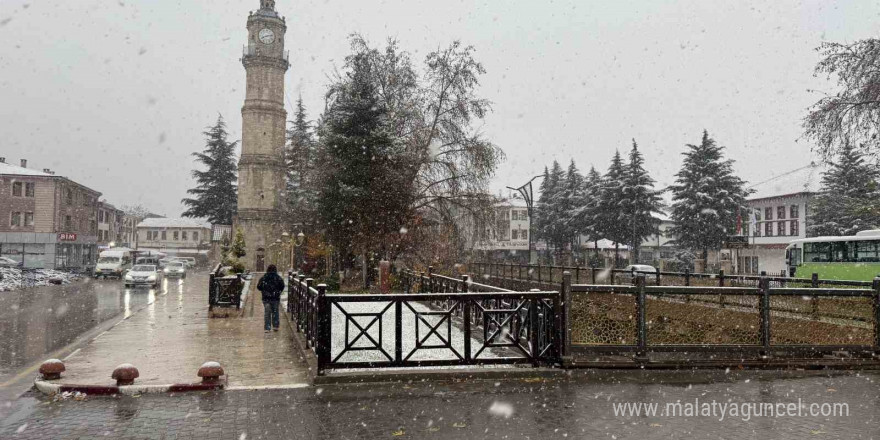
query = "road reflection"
xmin=0 ymin=273 xmax=197 ymax=381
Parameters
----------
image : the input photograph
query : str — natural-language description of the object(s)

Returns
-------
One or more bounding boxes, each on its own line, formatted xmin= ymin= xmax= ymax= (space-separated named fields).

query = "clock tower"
xmin=236 ymin=0 xmax=289 ymax=271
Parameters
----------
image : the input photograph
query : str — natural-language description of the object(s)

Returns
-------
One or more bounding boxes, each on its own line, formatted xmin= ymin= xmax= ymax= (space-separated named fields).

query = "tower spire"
xmin=260 ymin=0 xmax=275 ymax=10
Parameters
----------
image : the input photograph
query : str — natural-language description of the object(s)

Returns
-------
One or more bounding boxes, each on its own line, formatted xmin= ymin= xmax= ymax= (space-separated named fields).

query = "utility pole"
xmin=507 ymin=175 xmax=543 ymax=265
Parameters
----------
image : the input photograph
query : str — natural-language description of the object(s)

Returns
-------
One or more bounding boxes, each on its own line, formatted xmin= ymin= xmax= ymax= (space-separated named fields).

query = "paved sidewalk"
xmin=54 ymin=272 xmax=310 ymax=388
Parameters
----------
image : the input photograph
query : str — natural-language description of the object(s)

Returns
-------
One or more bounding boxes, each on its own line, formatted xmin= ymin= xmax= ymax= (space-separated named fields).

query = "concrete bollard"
xmin=111 ymin=364 xmax=139 ymax=386
xmin=39 ymin=359 xmax=65 ymax=380
xmin=197 ymin=361 xmax=225 ymax=383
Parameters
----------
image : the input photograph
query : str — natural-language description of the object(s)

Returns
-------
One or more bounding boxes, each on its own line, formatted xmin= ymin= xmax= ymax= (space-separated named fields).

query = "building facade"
xmin=235 ymin=0 xmax=289 ymax=271
xmin=738 ymin=165 xmax=820 ymax=275
xmin=0 ymin=158 xmax=100 ymax=269
xmin=97 ymin=201 xmax=123 ymax=250
xmin=472 ymin=200 xmax=531 ymax=262
xmin=136 ymin=218 xmax=211 ymax=260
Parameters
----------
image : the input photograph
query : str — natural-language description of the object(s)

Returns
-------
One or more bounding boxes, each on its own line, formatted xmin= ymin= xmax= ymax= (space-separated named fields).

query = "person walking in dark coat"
xmin=257 ymin=264 xmax=285 ymax=332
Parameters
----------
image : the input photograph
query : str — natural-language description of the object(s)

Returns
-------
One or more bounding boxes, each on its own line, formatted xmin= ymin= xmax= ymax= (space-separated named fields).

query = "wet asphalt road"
xmin=1 ymin=369 xmax=879 ymax=439
xmin=0 ymin=272 xmax=195 ymax=406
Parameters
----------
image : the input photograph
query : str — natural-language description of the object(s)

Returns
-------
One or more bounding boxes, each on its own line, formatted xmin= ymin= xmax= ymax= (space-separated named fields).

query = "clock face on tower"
xmin=258 ymin=28 xmax=275 ymax=45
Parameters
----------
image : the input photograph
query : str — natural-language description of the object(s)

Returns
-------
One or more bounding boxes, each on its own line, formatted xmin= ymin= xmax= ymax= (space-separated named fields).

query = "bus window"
xmin=856 ymin=240 xmax=880 ymax=262
xmin=833 ymin=241 xmax=851 ymax=262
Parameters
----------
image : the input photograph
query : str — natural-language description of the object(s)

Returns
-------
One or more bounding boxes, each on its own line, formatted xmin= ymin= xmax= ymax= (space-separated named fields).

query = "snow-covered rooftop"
xmin=747 ymin=164 xmax=823 ymax=201
xmin=137 ymin=218 xmax=211 ymax=229
xmin=0 ymin=161 xmax=54 ymax=177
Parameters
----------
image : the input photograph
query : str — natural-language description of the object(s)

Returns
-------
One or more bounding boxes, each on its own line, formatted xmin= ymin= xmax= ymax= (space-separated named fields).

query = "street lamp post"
xmin=291 ymin=231 xmax=305 ymax=274
xmin=507 ymin=175 xmax=543 ymax=265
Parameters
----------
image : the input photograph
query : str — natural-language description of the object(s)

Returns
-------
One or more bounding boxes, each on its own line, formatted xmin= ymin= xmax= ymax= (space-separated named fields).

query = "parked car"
xmin=0 ymin=256 xmax=20 ymax=268
xmin=163 ymin=261 xmax=187 ymax=278
xmin=619 ymin=264 xmax=658 ymax=283
xmin=136 ymin=257 xmax=161 ymax=267
xmin=124 ymin=264 xmax=163 ymax=288
xmin=174 ymin=257 xmax=197 ymax=268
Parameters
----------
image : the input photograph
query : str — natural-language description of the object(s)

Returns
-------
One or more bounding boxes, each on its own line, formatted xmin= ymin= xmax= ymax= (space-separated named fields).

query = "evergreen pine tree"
xmin=597 ymin=150 xmax=628 ymax=266
xmin=182 ymin=115 xmax=238 ymax=225
xmin=317 ymin=53 xmax=412 ymax=262
xmin=620 ymin=140 xmax=663 ymax=264
xmin=808 ymin=144 xmax=880 ymax=236
xmin=562 ymin=160 xmax=585 ymax=252
xmin=537 ymin=161 xmax=568 ymax=257
xmin=285 ymin=96 xmax=317 ymax=231
xmin=669 ymin=130 xmax=751 ymax=260
xmin=577 ymin=166 xmax=603 ymax=265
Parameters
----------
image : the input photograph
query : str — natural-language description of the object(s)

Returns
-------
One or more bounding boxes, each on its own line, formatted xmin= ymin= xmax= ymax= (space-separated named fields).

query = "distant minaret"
xmin=236 ymin=0 xmax=288 ymax=271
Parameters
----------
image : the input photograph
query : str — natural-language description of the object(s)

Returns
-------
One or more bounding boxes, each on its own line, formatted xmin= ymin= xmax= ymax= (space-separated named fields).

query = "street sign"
xmin=725 ymin=235 xmax=749 ymax=249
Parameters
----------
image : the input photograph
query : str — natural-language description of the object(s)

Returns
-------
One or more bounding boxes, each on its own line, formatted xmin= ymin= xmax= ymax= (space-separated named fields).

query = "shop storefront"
xmin=0 ymin=232 xmax=97 ymax=270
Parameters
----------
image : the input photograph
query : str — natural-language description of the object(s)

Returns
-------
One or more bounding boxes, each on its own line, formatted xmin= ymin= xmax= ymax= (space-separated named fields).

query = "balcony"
xmin=242 ymin=45 xmax=289 ymax=62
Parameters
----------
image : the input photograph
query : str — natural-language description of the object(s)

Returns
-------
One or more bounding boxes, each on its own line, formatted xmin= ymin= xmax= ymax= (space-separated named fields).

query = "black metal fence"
xmin=288 ymin=270 xmax=560 ymax=375
xmin=471 ymin=262 xmax=874 ymax=289
xmin=564 ymin=275 xmax=880 ymax=358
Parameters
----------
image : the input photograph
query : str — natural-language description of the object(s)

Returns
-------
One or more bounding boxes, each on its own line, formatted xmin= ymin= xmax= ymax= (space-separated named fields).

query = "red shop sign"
xmin=58 ymin=233 xmax=77 ymax=241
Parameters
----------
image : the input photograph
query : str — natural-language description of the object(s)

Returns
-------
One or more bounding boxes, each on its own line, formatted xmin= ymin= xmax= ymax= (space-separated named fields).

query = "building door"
xmin=256 ymin=248 xmax=265 ymax=272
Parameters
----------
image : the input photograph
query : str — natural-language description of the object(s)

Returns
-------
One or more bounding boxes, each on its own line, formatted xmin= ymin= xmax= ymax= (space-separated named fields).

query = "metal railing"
xmin=288 ymin=269 xmax=560 ymax=375
xmin=563 ymin=274 xmax=880 ymax=358
xmin=471 ymin=261 xmax=874 ymax=289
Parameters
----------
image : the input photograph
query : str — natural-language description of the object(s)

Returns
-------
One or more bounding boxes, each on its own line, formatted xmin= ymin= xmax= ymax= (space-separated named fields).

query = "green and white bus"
xmin=785 ymin=230 xmax=880 ymax=281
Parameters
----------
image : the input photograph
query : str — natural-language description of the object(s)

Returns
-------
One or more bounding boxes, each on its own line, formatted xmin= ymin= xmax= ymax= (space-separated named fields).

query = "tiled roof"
xmin=747 ymin=164 xmax=823 ymax=200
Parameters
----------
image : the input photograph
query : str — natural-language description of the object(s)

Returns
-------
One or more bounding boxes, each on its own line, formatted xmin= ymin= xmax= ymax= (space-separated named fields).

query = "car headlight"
xmin=163 ymin=268 xmax=169 ymax=273
xmin=125 ymin=275 xmax=133 ymax=281
xmin=147 ymin=275 xmax=157 ymax=281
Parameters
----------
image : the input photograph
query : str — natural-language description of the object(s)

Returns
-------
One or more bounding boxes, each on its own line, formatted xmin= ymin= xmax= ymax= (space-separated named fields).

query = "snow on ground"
xmin=330 ymin=300 xmax=504 ymax=364
xmin=0 ymin=267 xmax=83 ymax=292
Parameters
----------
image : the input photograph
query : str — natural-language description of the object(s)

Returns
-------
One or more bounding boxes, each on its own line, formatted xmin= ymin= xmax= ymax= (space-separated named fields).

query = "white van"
xmin=95 ymin=249 xmax=133 ymax=279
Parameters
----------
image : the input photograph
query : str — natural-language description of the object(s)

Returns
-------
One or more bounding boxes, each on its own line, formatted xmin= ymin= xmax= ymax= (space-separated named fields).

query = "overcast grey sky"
xmin=1 ymin=0 xmax=877 ymax=216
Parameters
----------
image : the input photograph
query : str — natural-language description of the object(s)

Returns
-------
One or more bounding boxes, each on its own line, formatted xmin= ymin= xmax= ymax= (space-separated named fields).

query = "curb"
xmin=34 ymin=379 xmax=225 ymax=396
xmin=313 ymin=367 xmax=565 ymax=385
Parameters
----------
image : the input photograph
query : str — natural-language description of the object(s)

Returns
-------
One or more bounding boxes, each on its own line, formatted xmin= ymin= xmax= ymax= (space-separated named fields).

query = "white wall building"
xmin=136 ymin=218 xmax=212 ymax=259
xmin=472 ymin=200 xmax=531 ymax=262
xmin=739 ymin=164 xmax=821 ymax=275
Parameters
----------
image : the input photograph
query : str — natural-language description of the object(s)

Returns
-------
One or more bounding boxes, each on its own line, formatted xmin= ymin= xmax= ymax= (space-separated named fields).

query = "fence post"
xmin=537 ymin=264 xmax=542 ymax=283
xmin=873 ymin=277 xmax=880 ymax=356
xmin=655 ymin=267 xmax=661 ymax=286
xmin=684 ymin=268 xmax=690 ymax=287
xmin=529 ymin=291 xmax=540 ymax=367
xmin=592 ymin=267 xmax=598 ymax=285
xmin=394 ymin=298 xmax=402 ymax=364
xmin=759 ymin=275 xmax=771 ymax=358
xmin=428 ymin=266 xmax=434 ymax=293
xmin=636 ymin=275 xmax=647 ymax=360
xmin=316 ymin=284 xmax=330 ymax=375
xmin=560 ymin=271 xmax=571 ymax=364
xmin=718 ymin=269 xmax=726 ymax=308
xmin=460 ymin=274 xmax=472 ymax=362
xmin=575 ymin=266 xmax=580 ymax=284
xmin=208 ymin=268 xmax=216 ymax=309
xmin=630 ymin=266 xmax=637 ymax=286
xmin=811 ymin=273 xmax=820 ymax=319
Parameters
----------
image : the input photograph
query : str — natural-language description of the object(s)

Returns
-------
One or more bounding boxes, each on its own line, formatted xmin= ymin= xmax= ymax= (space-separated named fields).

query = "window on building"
xmin=173 ymin=231 xmax=179 ymax=240
xmin=521 ymin=229 xmax=528 ymax=240
xmin=511 ymin=230 xmax=518 ymax=240
xmin=764 ymin=207 xmax=773 ymax=221
xmin=12 ymin=182 xmax=22 ymax=196
xmin=161 ymin=231 xmax=167 ymax=240
xmin=522 ymin=210 xmax=528 ymax=219
xmin=790 ymin=205 xmax=799 ymax=219
xmin=790 ymin=220 xmax=799 ymax=236
xmin=777 ymin=206 xmax=786 ymax=220
xmin=777 ymin=221 xmax=786 ymax=236
xmin=754 ymin=225 xmax=761 ymax=237
xmin=99 ymin=211 xmax=104 ymax=222
xmin=10 ymin=212 xmax=21 ymax=227
xmin=64 ymin=215 xmax=72 ymax=230
xmin=66 ymin=189 xmax=73 ymax=206
xmin=193 ymin=232 xmax=199 ymax=241
xmin=765 ymin=222 xmax=773 ymax=237
xmin=743 ymin=223 xmax=750 ymax=236
xmin=25 ymin=183 xmax=34 ymax=197
xmin=24 ymin=212 xmax=34 ymax=227
xmin=182 ymin=231 xmax=188 ymax=241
